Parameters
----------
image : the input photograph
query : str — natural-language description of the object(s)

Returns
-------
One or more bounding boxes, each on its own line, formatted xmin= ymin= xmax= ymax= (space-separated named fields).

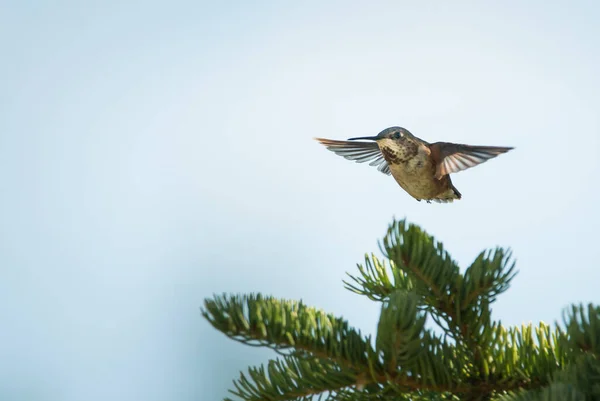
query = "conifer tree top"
xmin=203 ymin=219 xmax=600 ymax=401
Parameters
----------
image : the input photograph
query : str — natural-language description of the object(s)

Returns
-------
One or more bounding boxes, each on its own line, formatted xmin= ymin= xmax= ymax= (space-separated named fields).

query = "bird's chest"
xmin=380 ymin=143 xmax=432 ymax=175
xmin=380 ymin=144 xmax=439 ymax=196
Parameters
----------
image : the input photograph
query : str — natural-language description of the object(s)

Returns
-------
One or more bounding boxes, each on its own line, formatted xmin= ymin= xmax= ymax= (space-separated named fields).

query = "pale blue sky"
xmin=1 ymin=1 xmax=599 ymax=400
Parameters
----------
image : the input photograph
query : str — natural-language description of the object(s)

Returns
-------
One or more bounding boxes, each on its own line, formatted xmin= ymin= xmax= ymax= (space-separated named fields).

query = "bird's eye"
xmin=394 ymin=132 xmax=402 ymax=139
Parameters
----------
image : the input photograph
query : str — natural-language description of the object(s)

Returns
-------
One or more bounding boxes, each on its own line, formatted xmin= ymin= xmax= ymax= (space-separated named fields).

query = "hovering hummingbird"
xmin=315 ymin=126 xmax=513 ymax=203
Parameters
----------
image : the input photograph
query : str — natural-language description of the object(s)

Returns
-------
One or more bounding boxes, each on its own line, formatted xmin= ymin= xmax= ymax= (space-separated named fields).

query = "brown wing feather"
xmin=314 ymin=138 xmax=391 ymax=175
xmin=429 ymin=142 xmax=513 ymax=179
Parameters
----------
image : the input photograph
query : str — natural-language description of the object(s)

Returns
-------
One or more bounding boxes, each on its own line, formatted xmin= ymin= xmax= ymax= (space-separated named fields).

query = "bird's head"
xmin=347 ymin=126 xmax=414 ymax=147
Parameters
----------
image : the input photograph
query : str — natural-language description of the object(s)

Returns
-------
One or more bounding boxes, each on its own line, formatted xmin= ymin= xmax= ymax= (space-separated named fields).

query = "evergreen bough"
xmin=202 ymin=219 xmax=600 ymax=400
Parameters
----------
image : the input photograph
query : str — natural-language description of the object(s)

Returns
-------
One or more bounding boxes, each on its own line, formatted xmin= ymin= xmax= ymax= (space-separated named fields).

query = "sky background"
xmin=1 ymin=1 xmax=599 ymax=400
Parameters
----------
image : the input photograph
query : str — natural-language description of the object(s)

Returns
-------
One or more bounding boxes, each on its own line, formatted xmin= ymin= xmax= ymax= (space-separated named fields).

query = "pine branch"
xmin=344 ymin=221 xmax=517 ymax=343
xmin=224 ymin=356 xmax=360 ymax=401
xmin=497 ymin=355 xmax=596 ymax=401
xmin=379 ymin=220 xmax=462 ymax=337
xmin=497 ymin=383 xmax=586 ymax=401
xmin=478 ymin=322 xmax=564 ymax=389
xmin=449 ymin=248 xmax=518 ymax=387
xmin=203 ymin=292 xmax=468 ymax=399
xmin=228 ymin=365 xmax=454 ymax=401
xmin=202 ymin=294 xmax=381 ymax=399
xmin=460 ymin=249 xmax=517 ymax=310
xmin=376 ymin=291 xmax=427 ymax=371
xmin=496 ymin=306 xmax=600 ymax=401
xmin=343 ymin=254 xmax=412 ymax=302
xmin=375 ymin=289 xmax=460 ymax=389
xmin=203 ymin=218 xmax=598 ymax=399
xmin=202 ymin=293 xmax=374 ymax=367
xmin=355 ymin=219 xmax=521 ymax=384
xmin=204 ymin=293 xmax=532 ymax=399
xmin=562 ymin=304 xmax=600 ymax=357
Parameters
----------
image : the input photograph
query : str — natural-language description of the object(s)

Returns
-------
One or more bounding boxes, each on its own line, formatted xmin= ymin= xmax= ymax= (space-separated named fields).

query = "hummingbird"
xmin=315 ymin=126 xmax=513 ymax=203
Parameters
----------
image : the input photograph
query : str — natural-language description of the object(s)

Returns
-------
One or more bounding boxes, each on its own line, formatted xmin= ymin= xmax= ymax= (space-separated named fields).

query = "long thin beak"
xmin=347 ymin=136 xmax=379 ymax=141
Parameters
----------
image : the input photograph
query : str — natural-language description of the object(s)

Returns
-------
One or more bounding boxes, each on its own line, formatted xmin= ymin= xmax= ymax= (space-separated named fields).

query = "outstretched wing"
xmin=429 ymin=142 xmax=513 ymax=179
xmin=314 ymin=138 xmax=390 ymax=175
